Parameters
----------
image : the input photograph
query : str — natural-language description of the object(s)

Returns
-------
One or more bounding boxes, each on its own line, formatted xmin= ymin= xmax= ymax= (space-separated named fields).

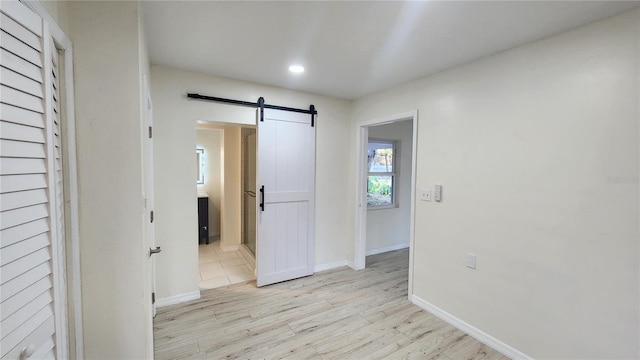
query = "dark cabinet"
xmin=198 ymin=196 xmax=209 ymax=244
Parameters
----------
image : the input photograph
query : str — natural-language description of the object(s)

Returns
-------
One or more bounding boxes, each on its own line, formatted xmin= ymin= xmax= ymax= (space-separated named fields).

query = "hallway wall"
xmin=68 ymin=1 xmax=152 ymax=357
xmin=352 ymin=9 xmax=639 ymax=358
xmin=151 ymin=65 xmax=353 ymax=301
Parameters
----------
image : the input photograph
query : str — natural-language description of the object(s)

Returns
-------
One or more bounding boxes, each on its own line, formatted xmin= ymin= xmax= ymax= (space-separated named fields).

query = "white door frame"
xmin=353 ymin=110 xmax=418 ymax=300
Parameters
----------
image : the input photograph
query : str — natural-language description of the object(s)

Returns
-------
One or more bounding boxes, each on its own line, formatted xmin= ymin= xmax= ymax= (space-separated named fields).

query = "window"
xmin=367 ymin=139 xmax=397 ymax=208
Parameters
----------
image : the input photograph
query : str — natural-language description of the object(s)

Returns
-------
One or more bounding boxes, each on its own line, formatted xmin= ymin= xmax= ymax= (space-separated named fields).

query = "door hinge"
xmin=148 ymin=126 xmax=153 ymax=138
xmin=150 ymin=210 xmax=154 ymax=223
xmin=152 ymin=292 xmax=155 ymax=304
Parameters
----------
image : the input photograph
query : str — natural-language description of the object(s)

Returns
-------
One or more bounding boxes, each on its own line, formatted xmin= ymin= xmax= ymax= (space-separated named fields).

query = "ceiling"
xmin=143 ymin=1 xmax=639 ymax=100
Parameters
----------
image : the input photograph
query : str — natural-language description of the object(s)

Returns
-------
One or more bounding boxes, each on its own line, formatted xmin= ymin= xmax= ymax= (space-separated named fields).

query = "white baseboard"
xmin=365 ymin=243 xmax=409 ymax=256
xmin=220 ymin=244 xmax=239 ymax=252
xmin=156 ymin=291 xmax=201 ymax=308
xmin=314 ymin=260 xmax=349 ymax=272
xmin=411 ymin=295 xmax=532 ymax=360
xmin=346 ymin=260 xmax=355 ymax=270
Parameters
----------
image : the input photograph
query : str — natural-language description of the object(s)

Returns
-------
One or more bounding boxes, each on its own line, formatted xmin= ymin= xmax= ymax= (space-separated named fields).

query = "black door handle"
xmin=149 ymin=246 xmax=162 ymax=257
xmin=259 ymin=185 xmax=264 ymax=211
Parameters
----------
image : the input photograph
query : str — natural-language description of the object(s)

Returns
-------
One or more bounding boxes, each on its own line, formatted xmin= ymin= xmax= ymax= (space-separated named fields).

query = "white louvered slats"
xmin=49 ymin=40 xmax=68 ymax=360
xmin=0 ymin=120 xmax=45 ymax=142
xmin=0 ymin=30 xmax=42 ymax=67
xmin=1 ymin=103 xmax=45 ymax=128
xmin=1 ymin=188 xmax=48 ymax=212
xmin=1 ymin=232 xmax=49 ymax=264
xmin=0 ymin=139 xmax=46 ymax=158
xmin=0 ymin=218 xmax=49 ymax=248
xmin=0 ymin=12 xmax=41 ymax=51
xmin=0 ymin=49 xmax=42 ymax=83
xmin=1 ymin=2 xmax=60 ymax=359
xmin=1 ymin=310 xmax=55 ymax=360
xmin=1 ymin=276 xmax=50 ymax=321
xmin=2 ymin=247 xmax=51 ymax=284
xmin=0 ymin=85 xmax=44 ymax=113
xmin=0 ymin=261 xmax=51 ymax=306
xmin=1 ymin=66 xmax=42 ymax=98
xmin=1 ymin=157 xmax=47 ymax=175
xmin=1 ymin=286 xmax=53 ymax=337
xmin=0 ymin=203 xmax=49 ymax=230
xmin=1 ymin=173 xmax=47 ymax=193
xmin=30 ymin=337 xmax=55 ymax=360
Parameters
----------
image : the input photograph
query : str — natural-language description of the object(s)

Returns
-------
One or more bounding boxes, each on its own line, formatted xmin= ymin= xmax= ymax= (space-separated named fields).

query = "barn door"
xmin=0 ymin=2 xmax=68 ymax=358
xmin=256 ymin=108 xmax=315 ymax=287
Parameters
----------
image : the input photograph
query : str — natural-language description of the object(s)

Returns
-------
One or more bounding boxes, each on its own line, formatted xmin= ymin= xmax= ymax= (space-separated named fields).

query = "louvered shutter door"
xmin=47 ymin=35 xmax=69 ymax=360
xmin=50 ymin=42 xmax=64 ymax=271
xmin=1 ymin=2 xmax=58 ymax=359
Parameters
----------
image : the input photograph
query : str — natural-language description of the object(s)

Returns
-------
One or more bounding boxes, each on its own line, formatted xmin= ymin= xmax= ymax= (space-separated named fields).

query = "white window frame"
xmin=367 ymin=138 xmax=398 ymax=210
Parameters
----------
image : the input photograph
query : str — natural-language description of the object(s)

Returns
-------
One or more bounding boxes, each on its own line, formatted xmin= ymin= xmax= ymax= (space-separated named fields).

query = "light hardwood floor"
xmin=154 ymin=249 xmax=510 ymax=360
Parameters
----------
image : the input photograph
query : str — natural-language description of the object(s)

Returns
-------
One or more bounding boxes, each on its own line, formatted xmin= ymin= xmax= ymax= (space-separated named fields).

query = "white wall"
xmin=151 ymin=65 xmax=353 ymax=300
xmin=38 ymin=0 xmax=69 ymax=34
xmin=352 ymin=10 xmax=639 ymax=359
xmin=196 ymin=128 xmax=223 ymax=238
xmin=366 ymin=120 xmax=413 ymax=253
xmin=220 ymin=126 xmax=241 ymax=250
xmin=68 ymin=1 xmax=151 ymax=358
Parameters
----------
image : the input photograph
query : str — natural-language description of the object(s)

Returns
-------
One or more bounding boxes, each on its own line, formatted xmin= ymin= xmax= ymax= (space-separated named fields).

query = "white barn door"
xmin=0 ymin=2 xmax=68 ymax=358
xmin=256 ymin=108 xmax=315 ymax=287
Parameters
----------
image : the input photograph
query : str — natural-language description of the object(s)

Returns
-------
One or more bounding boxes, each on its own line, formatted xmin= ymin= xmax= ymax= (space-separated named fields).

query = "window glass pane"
xmin=367 ymin=175 xmax=393 ymax=207
xmin=367 ymin=142 xmax=393 ymax=173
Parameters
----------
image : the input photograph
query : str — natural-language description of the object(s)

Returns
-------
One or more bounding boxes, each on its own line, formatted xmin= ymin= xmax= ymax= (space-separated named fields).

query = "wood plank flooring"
xmin=154 ymin=249 xmax=510 ymax=360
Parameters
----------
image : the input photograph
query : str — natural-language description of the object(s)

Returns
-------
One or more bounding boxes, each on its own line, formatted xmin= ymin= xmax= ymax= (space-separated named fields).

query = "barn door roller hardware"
xmin=186 ymin=93 xmax=317 ymax=127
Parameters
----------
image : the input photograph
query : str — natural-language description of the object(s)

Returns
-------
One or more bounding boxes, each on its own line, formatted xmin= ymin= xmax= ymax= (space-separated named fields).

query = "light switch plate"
xmin=466 ymin=253 xmax=476 ymax=269
xmin=434 ymin=185 xmax=442 ymax=202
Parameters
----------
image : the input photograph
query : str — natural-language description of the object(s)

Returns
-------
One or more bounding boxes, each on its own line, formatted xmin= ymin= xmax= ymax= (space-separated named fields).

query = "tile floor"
xmin=198 ymin=240 xmax=256 ymax=290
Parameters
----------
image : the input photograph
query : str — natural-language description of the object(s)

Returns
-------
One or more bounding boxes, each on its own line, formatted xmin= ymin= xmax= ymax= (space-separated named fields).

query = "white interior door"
xmin=256 ymin=108 xmax=315 ymax=287
xmin=143 ymin=78 xmax=157 ymax=317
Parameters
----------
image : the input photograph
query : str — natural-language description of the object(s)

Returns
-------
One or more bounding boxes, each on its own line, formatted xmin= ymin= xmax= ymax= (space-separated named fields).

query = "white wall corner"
xmin=365 ymin=243 xmax=410 ymax=256
xmin=411 ymin=295 xmax=533 ymax=360
xmin=314 ymin=260 xmax=349 ymax=272
xmin=156 ymin=291 xmax=201 ymax=308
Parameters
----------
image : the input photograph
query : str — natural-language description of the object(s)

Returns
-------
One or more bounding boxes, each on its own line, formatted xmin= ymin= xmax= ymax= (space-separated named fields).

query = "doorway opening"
xmin=353 ymin=111 xmax=418 ymax=301
xmin=241 ymin=128 xmax=257 ymax=255
xmin=196 ymin=123 xmax=256 ymax=290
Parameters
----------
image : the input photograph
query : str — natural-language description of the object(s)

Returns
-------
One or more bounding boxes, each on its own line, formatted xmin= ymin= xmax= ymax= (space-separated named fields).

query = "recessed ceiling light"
xmin=289 ymin=65 xmax=304 ymax=73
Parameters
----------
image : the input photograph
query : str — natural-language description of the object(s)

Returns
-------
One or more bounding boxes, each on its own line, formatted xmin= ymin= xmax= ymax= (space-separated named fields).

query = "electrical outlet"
xmin=421 ymin=188 xmax=432 ymax=201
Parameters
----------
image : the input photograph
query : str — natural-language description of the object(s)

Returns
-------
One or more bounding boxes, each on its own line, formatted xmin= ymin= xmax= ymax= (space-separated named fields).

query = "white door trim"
xmin=353 ymin=110 xmax=418 ymax=301
xmin=20 ymin=1 xmax=84 ymax=357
